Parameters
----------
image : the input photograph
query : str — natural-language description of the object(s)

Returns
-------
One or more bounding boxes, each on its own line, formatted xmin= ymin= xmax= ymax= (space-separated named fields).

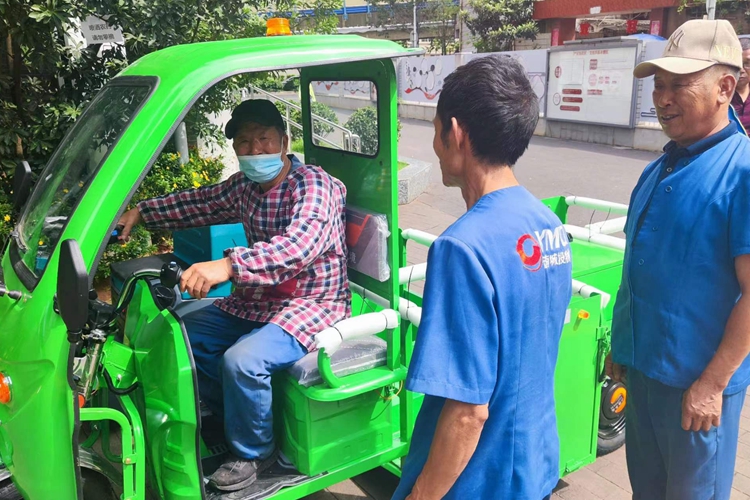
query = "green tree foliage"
xmin=462 ymin=0 xmax=537 ymax=53
xmin=425 ymin=0 xmax=460 ymax=55
xmin=344 ymin=106 xmax=402 ymax=155
xmin=346 ymin=107 xmax=379 ymax=155
xmin=366 ymin=0 xmax=459 ymax=55
xmin=0 ymin=0 xmax=340 ymax=180
xmin=96 ymin=150 xmax=225 ymax=282
xmin=292 ymin=0 xmax=343 ymax=34
xmin=275 ymin=100 xmax=338 ymax=141
xmin=0 ymin=0 xmax=339 ymax=246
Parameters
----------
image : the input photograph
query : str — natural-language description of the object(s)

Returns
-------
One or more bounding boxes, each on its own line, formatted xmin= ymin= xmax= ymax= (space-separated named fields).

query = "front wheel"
xmin=597 ymin=378 xmax=627 ymax=456
xmin=0 ymin=470 xmax=117 ymax=500
xmin=0 ymin=479 xmax=22 ymax=500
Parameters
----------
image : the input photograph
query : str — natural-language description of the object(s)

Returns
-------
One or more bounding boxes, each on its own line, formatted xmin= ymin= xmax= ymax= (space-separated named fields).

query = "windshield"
xmin=13 ymin=83 xmax=152 ymax=284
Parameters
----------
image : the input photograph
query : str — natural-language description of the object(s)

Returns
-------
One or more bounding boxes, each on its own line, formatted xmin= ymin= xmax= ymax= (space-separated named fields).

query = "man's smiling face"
xmin=652 ymin=68 xmax=724 ymax=147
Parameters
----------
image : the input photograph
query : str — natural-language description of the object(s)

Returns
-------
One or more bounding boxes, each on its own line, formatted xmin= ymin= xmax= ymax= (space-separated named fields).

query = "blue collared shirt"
xmin=612 ymin=124 xmax=750 ymax=392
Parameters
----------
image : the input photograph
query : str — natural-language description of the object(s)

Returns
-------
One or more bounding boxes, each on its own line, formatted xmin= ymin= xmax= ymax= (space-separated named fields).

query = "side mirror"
xmin=13 ymin=161 xmax=32 ymax=211
xmin=57 ymin=239 xmax=90 ymax=340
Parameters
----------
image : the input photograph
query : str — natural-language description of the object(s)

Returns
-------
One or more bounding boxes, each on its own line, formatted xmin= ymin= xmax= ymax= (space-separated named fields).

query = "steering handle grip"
xmin=160 ymin=261 xmax=183 ymax=289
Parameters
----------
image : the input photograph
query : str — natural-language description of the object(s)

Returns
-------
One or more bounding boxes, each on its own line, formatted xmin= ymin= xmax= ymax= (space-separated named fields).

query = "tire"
xmin=0 ymin=480 xmax=22 ymax=500
xmin=81 ymin=469 xmax=118 ymax=500
xmin=597 ymin=377 xmax=627 ymax=456
xmin=0 ymin=471 xmax=117 ymax=500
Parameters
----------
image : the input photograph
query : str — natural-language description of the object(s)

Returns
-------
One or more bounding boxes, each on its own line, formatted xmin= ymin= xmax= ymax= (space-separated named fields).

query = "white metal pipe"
xmin=572 ymin=279 xmax=611 ymax=309
xmin=564 ymin=224 xmax=625 ymax=252
xmin=584 ymin=217 xmax=627 ymax=235
xmin=565 ymin=196 xmax=629 ymax=216
xmin=707 ymin=0 xmax=716 ymax=19
xmin=400 ymin=263 xmax=427 ymax=285
xmin=314 ymin=310 xmax=399 ymax=355
xmin=402 ymin=228 xmax=438 ymax=247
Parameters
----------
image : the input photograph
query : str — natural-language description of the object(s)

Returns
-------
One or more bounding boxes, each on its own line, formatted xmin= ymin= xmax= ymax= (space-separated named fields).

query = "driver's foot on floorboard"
xmin=208 ymin=449 xmax=279 ymax=492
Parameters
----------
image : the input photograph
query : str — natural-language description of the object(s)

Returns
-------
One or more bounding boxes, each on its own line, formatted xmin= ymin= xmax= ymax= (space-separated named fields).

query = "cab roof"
xmin=120 ymin=34 xmax=418 ymax=84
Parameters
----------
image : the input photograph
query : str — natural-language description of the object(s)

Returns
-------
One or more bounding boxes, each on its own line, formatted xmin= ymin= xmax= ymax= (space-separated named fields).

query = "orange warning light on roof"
xmin=267 ymin=18 xmax=292 ymax=37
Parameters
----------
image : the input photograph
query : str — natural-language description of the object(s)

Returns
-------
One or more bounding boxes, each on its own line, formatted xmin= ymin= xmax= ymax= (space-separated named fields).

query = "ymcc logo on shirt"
xmin=517 ymin=226 xmax=571 ymax=272
xmin=517 ymin=234 xmax=543 ymax=271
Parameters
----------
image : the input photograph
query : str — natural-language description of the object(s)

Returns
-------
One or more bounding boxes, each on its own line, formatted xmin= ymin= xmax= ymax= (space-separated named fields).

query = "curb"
xmin=398 ymin=156 xmax=432 ymax=205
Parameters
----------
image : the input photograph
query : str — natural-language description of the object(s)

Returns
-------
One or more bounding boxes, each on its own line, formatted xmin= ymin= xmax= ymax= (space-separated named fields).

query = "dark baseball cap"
xmin=224 ymin=99 xmax=286 ymax=139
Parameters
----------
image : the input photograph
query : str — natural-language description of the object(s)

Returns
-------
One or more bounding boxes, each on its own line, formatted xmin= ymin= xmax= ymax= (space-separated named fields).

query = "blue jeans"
xmin=183 ymin=305 xmax=307 ymax=460
xmin=625 ymin=368 xmax=745 ymax=500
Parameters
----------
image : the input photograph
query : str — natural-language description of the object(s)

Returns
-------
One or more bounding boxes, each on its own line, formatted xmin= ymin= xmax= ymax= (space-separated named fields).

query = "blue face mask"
xmin=237 ymin=153 xmax=285 ymax=183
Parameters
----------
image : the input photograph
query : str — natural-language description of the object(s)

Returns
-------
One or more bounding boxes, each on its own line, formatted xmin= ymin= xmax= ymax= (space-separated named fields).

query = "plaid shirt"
xmin=138 ymin=157 xmax=350 ymax=350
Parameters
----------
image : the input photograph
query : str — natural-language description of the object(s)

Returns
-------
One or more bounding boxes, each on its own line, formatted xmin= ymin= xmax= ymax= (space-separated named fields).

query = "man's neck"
xmin=738 ymin=83 xmax=750 ymax=101
xmin=676 ymin=110 xmax=730 ymax=149
xmin=459 ymin=161 xmax=519 ymax=210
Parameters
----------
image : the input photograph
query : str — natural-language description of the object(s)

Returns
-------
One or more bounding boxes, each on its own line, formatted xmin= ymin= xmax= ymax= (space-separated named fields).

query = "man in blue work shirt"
xmin=391 ymin=55 xmax=572 ymax=500
xmin=607 ymin=19 xmax=750 ymax=499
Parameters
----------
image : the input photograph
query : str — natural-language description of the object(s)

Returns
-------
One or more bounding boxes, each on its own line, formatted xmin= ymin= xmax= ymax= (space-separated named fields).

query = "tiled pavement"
xmin=309 ymin=124 xmax=750 ymax=498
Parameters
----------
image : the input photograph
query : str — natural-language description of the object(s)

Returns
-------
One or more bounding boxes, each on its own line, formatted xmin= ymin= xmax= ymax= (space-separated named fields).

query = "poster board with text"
xmin=546 ymin=42 xmax=640 ymax=127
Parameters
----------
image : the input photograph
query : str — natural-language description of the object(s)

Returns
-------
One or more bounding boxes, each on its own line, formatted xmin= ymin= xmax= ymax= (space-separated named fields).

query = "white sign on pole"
xmin=80 ymin=15 xmax=124 ymax=45
xmin=546 ymin=45 xmax=639 ymax=127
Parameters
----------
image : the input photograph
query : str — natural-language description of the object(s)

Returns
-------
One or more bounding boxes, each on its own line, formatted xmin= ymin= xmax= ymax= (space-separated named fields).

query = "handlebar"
xmin=105 ymin=261 xmax=184 ymax=327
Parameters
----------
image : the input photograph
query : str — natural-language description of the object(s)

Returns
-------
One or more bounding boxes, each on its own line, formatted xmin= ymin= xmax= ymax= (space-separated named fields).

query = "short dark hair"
xmin=436 ymin=54 xmax=539 ymax=167
xmin=225 ymin=99 xmax=286 ymax=139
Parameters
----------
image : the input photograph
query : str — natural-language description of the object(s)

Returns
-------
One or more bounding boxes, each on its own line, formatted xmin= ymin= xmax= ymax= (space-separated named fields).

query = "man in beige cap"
xmin=606 ymin=19 xmax=750 ymax=499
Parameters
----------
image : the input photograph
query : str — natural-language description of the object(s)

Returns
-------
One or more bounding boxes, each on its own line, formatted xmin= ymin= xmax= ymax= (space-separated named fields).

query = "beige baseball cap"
xmin=634 ymin=19 xmax=742 ymax=78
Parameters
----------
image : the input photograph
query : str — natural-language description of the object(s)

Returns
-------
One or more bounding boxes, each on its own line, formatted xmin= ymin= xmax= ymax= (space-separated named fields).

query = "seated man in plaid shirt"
xmin=118 ymin=99 xmax=350 ymax=491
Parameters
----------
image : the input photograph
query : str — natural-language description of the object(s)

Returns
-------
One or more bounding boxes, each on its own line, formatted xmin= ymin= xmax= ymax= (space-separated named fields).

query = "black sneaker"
xmin=208 ymin=450 xmax=279 ymax=492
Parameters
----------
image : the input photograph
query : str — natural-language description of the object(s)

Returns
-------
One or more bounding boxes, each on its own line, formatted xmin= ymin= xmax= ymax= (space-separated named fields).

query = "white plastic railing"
xmin=349 ymin=282 xmax=422 ymax=328
xmin=314 ymin=309 xmax=399 ymax=355
xmin=572 ymin=279 xmax=611 ymax=308
xmin=584 ymin=217 xmax=627 ymax=235
xmin=565 ymin=196 xmax=629 ymax=216
xmin=399 ymin=263 xmax=427 ymax=285
xmin=401 ymin=228 xmax=438 ymax=247
xmin=564 ymin=224 xmax=626 ymax=252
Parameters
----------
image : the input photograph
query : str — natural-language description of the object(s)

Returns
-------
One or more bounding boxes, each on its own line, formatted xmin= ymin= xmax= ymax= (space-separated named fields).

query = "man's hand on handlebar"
xmin=181 ymin=257 xmax=234 ymax=299
xmin=117 ymin=207 xmax=142 ymax=241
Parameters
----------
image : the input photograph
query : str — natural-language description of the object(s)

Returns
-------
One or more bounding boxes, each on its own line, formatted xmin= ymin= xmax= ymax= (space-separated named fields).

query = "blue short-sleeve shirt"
xmin=612 ymin=124 xmax=750 ymax=393
xmin=392 ymin=186 xmax=573 ymax=500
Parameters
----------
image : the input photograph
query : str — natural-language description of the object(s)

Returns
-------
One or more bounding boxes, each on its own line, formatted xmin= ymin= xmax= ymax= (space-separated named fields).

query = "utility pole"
xmin=706 ymin=0 xmax=716 ymax=20
xmin=413 ymin=2 xmax=419 ymax=48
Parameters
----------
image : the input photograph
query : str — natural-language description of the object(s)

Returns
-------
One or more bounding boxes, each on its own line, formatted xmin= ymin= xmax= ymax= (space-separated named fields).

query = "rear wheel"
xmin=597 ymin=378 xmax=627 ymax=456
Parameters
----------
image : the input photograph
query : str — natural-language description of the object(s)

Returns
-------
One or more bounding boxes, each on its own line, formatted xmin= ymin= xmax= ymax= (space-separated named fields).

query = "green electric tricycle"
xmin=0 ymin=30 xmax=627 ymax=500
